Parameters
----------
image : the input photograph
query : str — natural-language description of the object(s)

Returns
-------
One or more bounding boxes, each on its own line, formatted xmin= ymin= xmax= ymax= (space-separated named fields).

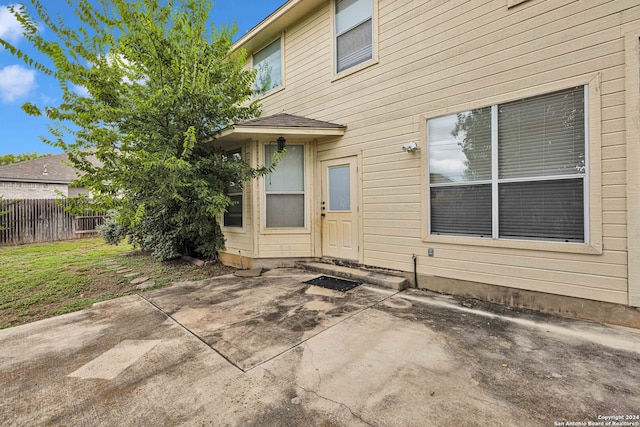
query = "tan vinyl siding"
xmin=257 ymin=233 xmax=313 ymax=258
xmin=250 ymin=0 xmax=640 ymax=304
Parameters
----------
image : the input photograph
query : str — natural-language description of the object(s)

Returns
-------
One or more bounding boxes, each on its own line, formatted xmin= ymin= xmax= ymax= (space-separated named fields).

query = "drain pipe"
xmin=412 ymin=254 xmax=418 ymax=288
xmin=239 ymin=250 xmax=244 ymax=270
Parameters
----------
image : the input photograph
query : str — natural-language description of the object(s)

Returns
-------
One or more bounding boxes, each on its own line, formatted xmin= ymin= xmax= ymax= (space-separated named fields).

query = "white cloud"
xmin=40 ymin=93 xmax=56 ymax=104
xmin=430 ymin=158 xmax=466 ymax=180
xmin=0 ymin=64 xmax=36 ymax=102
xmin=0 ymin=5 xmax=23 ymax=44
xmin=428 ymin=113 xmax=471 ymax=181
xmin=71 ymin=83 xmax=89 ymax=97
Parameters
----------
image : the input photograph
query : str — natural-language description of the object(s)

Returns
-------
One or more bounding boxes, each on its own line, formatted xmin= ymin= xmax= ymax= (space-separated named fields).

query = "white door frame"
xmin=320 ymin=155 xmax=361 ymax=261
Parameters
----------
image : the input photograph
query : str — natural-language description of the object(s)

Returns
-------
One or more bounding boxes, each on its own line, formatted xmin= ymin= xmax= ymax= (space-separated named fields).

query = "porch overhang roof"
xmin=215 ymin=113 xmax=346 ymax=143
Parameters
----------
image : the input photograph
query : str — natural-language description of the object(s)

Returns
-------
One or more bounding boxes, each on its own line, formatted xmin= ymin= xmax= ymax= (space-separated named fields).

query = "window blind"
xmin=265 ymin=145 xmax=304 ymax=192
xmin=265 ymin=145 xmax=305 ymax=228
xmin=430 ymin=185 xmax=492 ymax=237
xmin=335 ymin=0 xmax=373 ymax=73
xmin=337 ymin=19 xmax=372 ymax=72
xmin=498 ymin=87 xmax=585 ymax=179
xmin=499 ymin=179 xmax=584 ymax=241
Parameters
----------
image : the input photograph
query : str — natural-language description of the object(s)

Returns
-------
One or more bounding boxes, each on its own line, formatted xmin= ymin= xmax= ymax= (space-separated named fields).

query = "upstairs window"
xmin=335 ymin=0 xmax=373 ymax=73
xmin=428 ymin=86 xmax=587 ymax=242
xmin=253 ymin=38 xmax=282 ymax=95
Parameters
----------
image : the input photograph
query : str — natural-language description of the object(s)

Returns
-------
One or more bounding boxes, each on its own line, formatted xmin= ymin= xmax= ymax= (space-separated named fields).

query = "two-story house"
xmin=214 ymin=0 xmax=640 ymax=323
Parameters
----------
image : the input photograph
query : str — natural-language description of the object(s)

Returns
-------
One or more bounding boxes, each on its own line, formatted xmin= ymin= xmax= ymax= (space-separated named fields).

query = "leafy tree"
xmin=0 ymin=152 xmax=51 ymax=166
xmin=254 ymin=62 xmax=274 ymax=95
xmin=1 ymin=0 xmax=275 ymax=260
xmin=451 ymin=107 xmax=492 ymax=182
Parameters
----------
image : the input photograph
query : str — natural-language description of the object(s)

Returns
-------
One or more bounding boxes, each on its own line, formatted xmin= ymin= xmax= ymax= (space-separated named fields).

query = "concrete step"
xmin=298 ymin=262 xmax=409 ymax=291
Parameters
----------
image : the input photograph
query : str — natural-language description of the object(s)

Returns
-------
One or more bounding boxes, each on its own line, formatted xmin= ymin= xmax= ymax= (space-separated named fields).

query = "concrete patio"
xmin=1 ymin=268 xmax=639 ymax=426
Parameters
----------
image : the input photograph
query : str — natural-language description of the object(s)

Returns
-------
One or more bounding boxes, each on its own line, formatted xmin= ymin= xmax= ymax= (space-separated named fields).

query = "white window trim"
xmin=260 ymin=142 xmax=311 ymax=234
xmin=420 ymin=76 xmax=602 ymax=255
xmin=251 ymin=33 xmax=285 ymax=98
xmin=331 ymin=0 xmax=379 ymax=82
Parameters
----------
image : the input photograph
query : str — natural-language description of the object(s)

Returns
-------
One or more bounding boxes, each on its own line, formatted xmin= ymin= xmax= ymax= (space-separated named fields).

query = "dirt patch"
xmin=83 ymin=254 xmax=235 ymax=300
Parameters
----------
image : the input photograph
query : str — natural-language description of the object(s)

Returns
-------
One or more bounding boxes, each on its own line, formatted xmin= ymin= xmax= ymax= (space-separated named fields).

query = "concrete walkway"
xmin=1 ymin=269 xmax=639 ymax=426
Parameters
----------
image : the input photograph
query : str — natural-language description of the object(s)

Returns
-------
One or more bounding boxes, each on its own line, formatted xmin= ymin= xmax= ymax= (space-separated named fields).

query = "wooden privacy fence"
xmin=0 ymin=199 xmax=107 ymax=245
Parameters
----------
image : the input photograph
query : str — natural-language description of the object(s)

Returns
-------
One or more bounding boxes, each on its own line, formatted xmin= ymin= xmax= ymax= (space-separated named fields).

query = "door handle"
xmin=321 ymin=213 xmax=326 ymax=217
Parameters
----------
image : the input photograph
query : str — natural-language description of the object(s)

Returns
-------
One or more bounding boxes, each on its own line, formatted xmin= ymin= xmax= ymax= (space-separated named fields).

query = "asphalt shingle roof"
xmin=0 ymin=153 xmax=94 ymax=183
xmin=237 ymin=113 xmax=345 ymax=129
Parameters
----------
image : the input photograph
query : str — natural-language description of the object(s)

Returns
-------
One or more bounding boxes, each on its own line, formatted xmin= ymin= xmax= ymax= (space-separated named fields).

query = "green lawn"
xmin=0 ymin=238 xmax=233 ymax=329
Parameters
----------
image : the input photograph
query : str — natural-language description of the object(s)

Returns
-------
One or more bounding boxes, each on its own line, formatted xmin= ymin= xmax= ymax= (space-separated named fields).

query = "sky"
xmin=0 ymin=0 xmax=285 ymax=156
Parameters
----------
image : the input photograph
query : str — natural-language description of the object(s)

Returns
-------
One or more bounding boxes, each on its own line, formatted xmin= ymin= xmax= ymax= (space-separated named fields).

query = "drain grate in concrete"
xmin=304 ymin=275 xmax=361 ymax=292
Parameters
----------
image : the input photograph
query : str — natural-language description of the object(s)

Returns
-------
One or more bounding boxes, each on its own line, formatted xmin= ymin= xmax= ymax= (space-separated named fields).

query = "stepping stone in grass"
xmin=117 ymin=268 xmax=132 ymax=274
xmin=136 ymin=281 xmax=155 ymax=290
xmin=130 ymin=276 xmax=150 ymax=285
xmin=123 ymin=272 xmax=141 ymax=278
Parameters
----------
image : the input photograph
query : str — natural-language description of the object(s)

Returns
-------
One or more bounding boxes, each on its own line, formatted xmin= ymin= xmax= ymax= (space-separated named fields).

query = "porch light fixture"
xmin=402 ymin=141 xmax=419 ymax=153
xmin=277 ymin=136 xmax=286 ymax=152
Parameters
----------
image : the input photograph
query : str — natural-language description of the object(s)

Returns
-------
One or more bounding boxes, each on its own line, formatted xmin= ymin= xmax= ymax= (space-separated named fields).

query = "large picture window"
xmin=265 ymin=145 xmax=305 ymax=228
xmin=335 ymin=0 xmax=373 ymax=73
xmin=428 ymin=86 xmax=586 ymax=242
xmin=253 ymin=38 xmax=282 ymax=94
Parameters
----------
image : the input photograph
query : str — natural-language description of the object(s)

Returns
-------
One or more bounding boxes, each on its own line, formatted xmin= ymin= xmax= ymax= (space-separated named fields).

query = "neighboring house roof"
xmin=0 ymin=153 xmax=97 ymax=185
xmin=216 ymin=113 xmax=346 ymax=143
xmin=430 ymin=173 xmax=455 ymax=183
